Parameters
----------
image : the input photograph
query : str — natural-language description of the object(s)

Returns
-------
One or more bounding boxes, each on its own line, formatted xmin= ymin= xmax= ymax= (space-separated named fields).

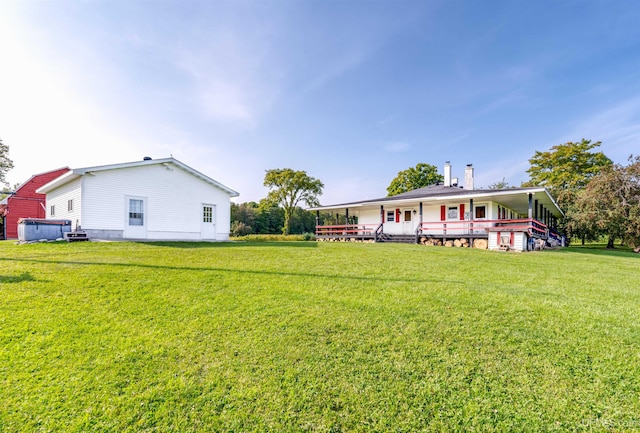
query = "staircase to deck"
xmin=376 ymin=234 xmax=416 ymax=244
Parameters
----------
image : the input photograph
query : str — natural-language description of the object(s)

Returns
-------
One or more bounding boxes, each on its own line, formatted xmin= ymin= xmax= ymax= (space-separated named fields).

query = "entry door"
xmin=201 ymin=204 xmax=216 ymax=240
xmin=402 ymin=209 xmax=415 ymax=234
xmin=125 ymin=197 xmax=147 ymax=239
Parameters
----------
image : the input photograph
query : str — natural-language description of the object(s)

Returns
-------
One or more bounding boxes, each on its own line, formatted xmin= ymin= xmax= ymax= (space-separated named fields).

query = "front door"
xmin=201 ymin=204 xmax=216 ymax=240
xmin=402 ymin=209 xmax=415 ymax=234
xmin=125 ymin=196 xmax=147 ymax=239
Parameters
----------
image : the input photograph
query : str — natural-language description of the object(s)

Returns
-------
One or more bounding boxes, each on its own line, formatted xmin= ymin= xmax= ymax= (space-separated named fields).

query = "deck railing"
xmin=417 ymin=218 xmax=550 ymax=237
xmin=316 ymin=218 xmax=554 ymax=238
xmin=315 ymin=218 xmax=566 ymax=246
xmin=315 ymin=223 xmax=381 ymax=238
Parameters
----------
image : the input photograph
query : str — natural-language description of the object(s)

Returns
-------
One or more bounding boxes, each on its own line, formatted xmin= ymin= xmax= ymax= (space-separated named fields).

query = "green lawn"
xmin=1 ymin=241 xmax=639 ymax=432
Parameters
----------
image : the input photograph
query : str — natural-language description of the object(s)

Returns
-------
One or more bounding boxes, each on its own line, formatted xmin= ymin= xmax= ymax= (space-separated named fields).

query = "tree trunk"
xmin=283 ymin=210 xmax=291 ymax=235
xmin=606 ymin=235 xmax=615 ymax=249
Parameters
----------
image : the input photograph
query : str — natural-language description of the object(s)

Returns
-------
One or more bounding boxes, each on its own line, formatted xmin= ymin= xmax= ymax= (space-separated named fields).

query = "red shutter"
xmin=510 ymin=231 xmax=515 ymax=246
xmin=395 ymin=209 xmax=400 ymax=223
xmin=440 ymin=205 xmax=446 ymax=221
xmin=459 ymin=204 xmax=465 ymax=220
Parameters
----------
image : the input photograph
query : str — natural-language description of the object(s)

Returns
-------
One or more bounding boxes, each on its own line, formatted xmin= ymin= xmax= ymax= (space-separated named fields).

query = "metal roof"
xmin=310 ymin=185 xmax=564 ymax=217
xmin=36 ymin=157 xmax=239 ymax=197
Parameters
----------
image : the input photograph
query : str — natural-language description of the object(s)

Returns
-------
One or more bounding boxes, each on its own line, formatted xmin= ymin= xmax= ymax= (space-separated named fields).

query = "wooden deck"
xmin=316 ymin=218 xmax=561 ymax=245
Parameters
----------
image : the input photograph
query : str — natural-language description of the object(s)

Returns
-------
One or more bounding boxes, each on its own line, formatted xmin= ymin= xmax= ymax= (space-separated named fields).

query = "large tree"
xmin=568 ymin=156 xmax=640 ymax=249
xmin=524 ymin=139 xmax=613 ymax=240
xmin=524 ymin=139 xmax=612 ymax=205
xmin=387 ymin=163 xmax=443 ymax=196
xmin=488 ymin=177 xmax=510 ymax=190
xmin=0 ymin=138 xmax=15 ymax=187
xmin=263 ymin=168 xmax=324 ymax=235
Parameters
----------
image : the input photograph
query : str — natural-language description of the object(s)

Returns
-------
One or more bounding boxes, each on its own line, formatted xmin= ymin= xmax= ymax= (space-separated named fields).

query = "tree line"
xmin=1 ymin=137 xmax=638 ymax=248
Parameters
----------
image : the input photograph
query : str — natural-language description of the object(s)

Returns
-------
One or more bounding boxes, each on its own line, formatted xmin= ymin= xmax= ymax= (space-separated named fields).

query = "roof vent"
xmin=143 ymin=156 xmax=152 ymax=161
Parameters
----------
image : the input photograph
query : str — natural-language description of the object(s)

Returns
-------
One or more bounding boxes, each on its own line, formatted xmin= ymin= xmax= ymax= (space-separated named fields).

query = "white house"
xmin=36 ymin=157 xmax=239 ymax=241
xmin=311 ymin=162 xmax=565 ymax=251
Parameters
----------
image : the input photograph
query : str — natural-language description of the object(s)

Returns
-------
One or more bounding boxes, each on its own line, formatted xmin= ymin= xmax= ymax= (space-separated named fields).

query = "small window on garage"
xmin=51 ymin=205 xmax=55 ymax=216
xmin=67 ymin=199 xmax=73 ymax=212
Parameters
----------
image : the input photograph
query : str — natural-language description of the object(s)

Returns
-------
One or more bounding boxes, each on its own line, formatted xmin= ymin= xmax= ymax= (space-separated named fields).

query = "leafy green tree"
xmin=254 ymin=199 xmax=285 ymax=234
xmin=524 ymin=139 xmax=612 ymax=205
xmin=488 ymin=177 xmax=510 ymax=190
xmin=263 ymin=169 xmax=324 ymax=235
xmin=568 ymin=156 xmax=640 ymax=249
xmin=231 ymin=202 xmax=258 ymax=234
xmin=289 ymin=207 xmax=317 ymax=234
xmin=524 ymin=139 xmax=613 ymax=239
xmin=0 ymin=138 xmax=15 ymax=187
xmin=386 ymin=163 xmax=443 ymax=196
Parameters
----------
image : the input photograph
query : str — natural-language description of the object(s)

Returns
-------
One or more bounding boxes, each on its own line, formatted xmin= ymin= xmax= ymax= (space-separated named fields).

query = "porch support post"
xmin=345 ymin=208 xmax=349 ymax=225
xmin=315 ymin=210 xmax=319 ymax=228
xmin=528 ymin=193 xmax=533 ymax=219
xmin=419 ymin=202 xmax=423 ymax=224
xmin=469 ymin=198 xmax=474 ymax=236
xmin=380 ymin=205 xmax=384 ymax=223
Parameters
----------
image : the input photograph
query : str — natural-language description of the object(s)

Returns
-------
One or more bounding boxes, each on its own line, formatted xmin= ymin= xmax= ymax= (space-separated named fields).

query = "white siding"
xmin=76 ymin=164 xmax=232 ymax=240
xmin=357 ymin=208 xmax=381 ymax=226
xmin=488 ymin=231 xmax=528 ymax=251
xmin=45 ymin=178 xmax=82 ymax=228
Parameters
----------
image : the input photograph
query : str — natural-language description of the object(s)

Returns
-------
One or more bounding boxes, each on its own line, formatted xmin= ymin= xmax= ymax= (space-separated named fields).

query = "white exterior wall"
xmin=488 ymin=231 xmax=528 ymax=251
xmin=354 ymin=202 xmax=494 ymax=236
xmin=79 ymin=164 xmax=232 ymax=240
xmin=356 ymin=208 xmax=381 ymax=226
xmin=45 ymin=178 xmax=82 ymax=228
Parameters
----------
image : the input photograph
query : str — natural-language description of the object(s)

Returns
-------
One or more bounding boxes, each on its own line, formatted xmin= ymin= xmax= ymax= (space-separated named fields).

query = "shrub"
xmin=231 ymin=233 xmax=315 ymax=242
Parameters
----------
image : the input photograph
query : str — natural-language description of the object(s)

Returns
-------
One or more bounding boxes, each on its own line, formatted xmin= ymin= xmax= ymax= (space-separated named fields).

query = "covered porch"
xmin=312 ymin=187 xmax=565 ymax=250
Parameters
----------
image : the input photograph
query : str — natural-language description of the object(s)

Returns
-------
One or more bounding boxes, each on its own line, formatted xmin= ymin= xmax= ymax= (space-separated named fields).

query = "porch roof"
xmin=309 ymin=185 xmax=563 ymax=218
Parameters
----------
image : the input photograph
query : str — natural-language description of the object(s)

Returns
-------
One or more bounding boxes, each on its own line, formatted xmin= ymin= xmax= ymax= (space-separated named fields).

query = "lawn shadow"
xmin=0 ymin=257 xmax=459 ymax=285
xmin=139 ymin=241 xmax=318 ymax=249
xmin=556 ymin=245 xmax=639 ymax=258
xmin=0 ymin=272 xmax=36 ymax=283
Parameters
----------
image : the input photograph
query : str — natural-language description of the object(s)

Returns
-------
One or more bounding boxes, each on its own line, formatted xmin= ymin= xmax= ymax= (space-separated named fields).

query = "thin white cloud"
xmin=298 ymin=48 xmax=370 ymax=98
xmin=383 ymin=141 xmax=411 ymax=153
xmin=564 ymin=96 xmax=640 ymax=162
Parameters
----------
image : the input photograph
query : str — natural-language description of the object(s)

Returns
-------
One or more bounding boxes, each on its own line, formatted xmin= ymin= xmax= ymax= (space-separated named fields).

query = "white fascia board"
xmin=36 ymin=171 xmax=82 ymax=194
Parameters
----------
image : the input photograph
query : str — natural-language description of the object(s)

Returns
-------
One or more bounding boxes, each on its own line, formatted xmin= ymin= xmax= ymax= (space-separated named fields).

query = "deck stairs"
xmin=376 ymin=234 xmax=416 ymax=244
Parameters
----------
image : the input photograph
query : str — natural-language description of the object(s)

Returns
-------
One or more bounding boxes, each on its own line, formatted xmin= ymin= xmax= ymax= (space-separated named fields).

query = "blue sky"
xmin=1 ymin=0 xmax=639 ymax=204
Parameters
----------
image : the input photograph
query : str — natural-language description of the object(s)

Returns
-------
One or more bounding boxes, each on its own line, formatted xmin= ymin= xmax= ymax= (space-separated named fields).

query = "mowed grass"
xmin=1 ymin=241 xmax=639 ymax=432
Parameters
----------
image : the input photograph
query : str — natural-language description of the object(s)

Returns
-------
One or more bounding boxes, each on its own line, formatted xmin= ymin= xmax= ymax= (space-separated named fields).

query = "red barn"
xmin=1 ymin=167 xmax=70 ymax=239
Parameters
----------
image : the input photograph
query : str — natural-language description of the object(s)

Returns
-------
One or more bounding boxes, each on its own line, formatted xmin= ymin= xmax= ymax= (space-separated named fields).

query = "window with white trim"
xmin=203 ymin=205 xmax=213 ymax=223
xmin=386 ymin=210 xmax=394 ymax=222
xmin=447 ymin=206 xmax=458 ymax=220
xmin=475 ymin=206 xmax=486 ymax=219
xmin=129 ymin=199 xmax=144 ymax=226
